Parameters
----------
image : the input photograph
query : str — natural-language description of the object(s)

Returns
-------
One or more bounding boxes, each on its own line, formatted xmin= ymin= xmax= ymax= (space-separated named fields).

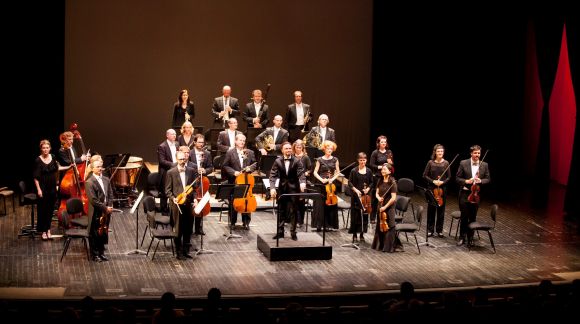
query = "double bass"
xmin=57 ymin=124 xmax=89 ymax=222
xmin=233 ymin=160 xmax=258 ymax=213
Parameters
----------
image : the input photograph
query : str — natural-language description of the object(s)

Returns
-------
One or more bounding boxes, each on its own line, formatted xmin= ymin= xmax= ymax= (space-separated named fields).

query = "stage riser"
xmin=257 ymin=233 xmax=332 ymax=261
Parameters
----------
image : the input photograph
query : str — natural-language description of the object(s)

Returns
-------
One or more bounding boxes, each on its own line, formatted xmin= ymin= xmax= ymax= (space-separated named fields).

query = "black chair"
xmin=140 ymin=196 xmax=170 ymax=247
xmin=0 ymin=186 xmax=16 ymax=216
xmin=394 ymin=205 xmax=424 ymax=254
xmin=145 ymin=209 xmax=177 ymax=260
xmin=468 ymin=204 xmax=498 ymax=253
xmin=64 ymin=197 xmax=89 ymax=228
xmin=448 ymin=210 xmax=462 ymax=239
xmin=394 ymin=195 xmax=411 ymax=223
xmin=146 ymin=172 xmax=161 ymax=199
xmin=18 ymin=180 xmax=38 ymax=238
xmin=397 ymin=178 xmax=415 ymax=219
xmin=337 ymin=192 xmax=351 ymax=229
xmin=60 ymin=197 xmax=90 ymax=262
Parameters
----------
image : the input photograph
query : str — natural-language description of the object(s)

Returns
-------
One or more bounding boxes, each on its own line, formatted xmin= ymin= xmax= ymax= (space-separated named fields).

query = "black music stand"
xmin=341 ymin=195 xmax=364 ymax=250
xmin=216 ymin=184 xmax=249 ymax=240
xmin=275 ymin=193 xmax=325 ymax=247
xmin=419 ymin=186 xmax=438 ymax=249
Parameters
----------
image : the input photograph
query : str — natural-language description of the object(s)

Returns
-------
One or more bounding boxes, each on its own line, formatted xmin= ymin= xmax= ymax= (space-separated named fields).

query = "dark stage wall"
xmin=64 ymin=0 xmax=372 ymax=163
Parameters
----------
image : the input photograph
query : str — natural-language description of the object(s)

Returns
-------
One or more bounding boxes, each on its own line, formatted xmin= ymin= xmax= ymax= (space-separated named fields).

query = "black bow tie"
xmin=284 ymin=158 xmax=291 ymax=161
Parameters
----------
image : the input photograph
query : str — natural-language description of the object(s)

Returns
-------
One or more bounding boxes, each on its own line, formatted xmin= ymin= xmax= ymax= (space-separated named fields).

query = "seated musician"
xmin=255 ymin=115 xmax=289 ymax=156
xmin=221 ymin=134 xmax=257 ymax=230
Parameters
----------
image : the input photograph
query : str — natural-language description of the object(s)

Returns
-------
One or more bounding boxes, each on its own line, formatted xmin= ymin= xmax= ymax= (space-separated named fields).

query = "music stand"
xmin=341 ymin=196 xmax=364 ymax=250
xmin=216 ymin=184 xmax=249 ymax=240
xmin=126 ymin=191 xmax=147 ymax=255
xmin=194 ymin=192 xmax=213 ymax=255
xmin=418 ymin=186 xmax=438 ymax=249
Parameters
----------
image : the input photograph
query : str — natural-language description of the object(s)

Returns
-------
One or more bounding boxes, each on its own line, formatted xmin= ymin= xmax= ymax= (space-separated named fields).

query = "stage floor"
xmin=1 ymin=190 xmax=579 ymax=299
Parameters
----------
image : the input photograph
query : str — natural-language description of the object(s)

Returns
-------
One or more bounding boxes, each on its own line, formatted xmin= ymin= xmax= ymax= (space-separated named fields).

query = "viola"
xmin=233 ymin=162 xmax=258 ymax=213
xmin=194 ymin=176 xmax=211 ymax=217
xmin=378 ymin=181 xmax=395 ymax=233
xmin=433 ymin=186 xmax=444 ymax=207
xmin=97 ymin=212 xmax=109 ymax=236
xmin=360 ymin=183 xmax=372 ymax=214
xmin=176 ymin=177 xmax=199 ymax=205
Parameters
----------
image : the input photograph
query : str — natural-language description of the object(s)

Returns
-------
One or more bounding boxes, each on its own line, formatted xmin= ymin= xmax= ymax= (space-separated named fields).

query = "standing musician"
xmin=422 ymin=144 xmax=451 ymax=238
xmin=370 ymin=163 xmax=402 ymax=253
xmin=455 ymin=145 xmax=490 ymax=247
xmin=172 ymin=89 xmax=195 ymax=129
xmin=243 ymin=89 xmax=270 ymax=129
xmin=85 ymin=159 xmax=114 ymax=262
xmin=284 ymin=90 xmax=312 ymax=142
xmin=165 ymin=151 xmax=199 ymax=260
xmin=312 ymin=140 xmax=340 ymax=232
xmin=270 ymin=142 xmax=306 ymax=240
xmin=222 ymin=134 xmax=257 ymax=229
xmin=190 ymin=134 xmax=213 ymax=235
xmin=255 ymin=115 xmax=289 ymax=156
xmin=369 ymin=135 xmax=394 ymax=224
xmin=347 ymin=152 xmax=374 ymax=242
xmin=292 ymin=140 xmax=312 ymax=227
xmin=177 ymin=121 xmax=195 ymax=148
xmin=217 ymin=118 xmax=243 ymax=156
xmin=212 ymin=85 xmax=240 ymax=128
xmin=157 ymin=129 xmax=178 ymax=215
xmin=57 ymin=131 xmax=90 ymax=174
xmin=307 ymin=114 xmax=336 ymax=158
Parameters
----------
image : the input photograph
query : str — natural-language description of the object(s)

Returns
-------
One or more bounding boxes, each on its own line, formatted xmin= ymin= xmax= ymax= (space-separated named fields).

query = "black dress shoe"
xmin=176 ymin=254 xmax=186 ymax=260
xmin=183 ymin=253 xmax=193 ymax=259
xmin=457 ymin=239 xmax=465 ymax=246
xmin=98 ymin=255 xmax=109 ymax=261
xmin=272 ymin=233 xmax=284 ymax=239
xmin=291 ymin=233 xmax=298 ymax=241
xmin=92 ymin=256 xmax=102 ymax=262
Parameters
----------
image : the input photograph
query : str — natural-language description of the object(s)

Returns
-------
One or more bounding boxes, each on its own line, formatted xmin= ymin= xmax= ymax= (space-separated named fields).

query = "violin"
xmin=97 ymin=211 xmax=109 ymax=237
xmin=176 ymin=177 xmax=199 ymax=205
xmin=360 ymin=183 xmax=372 ymax=214
xmin=467 ymin=150 xmax=488 ymax=204
xmin=378 ymin=181 xmax=395 ymax=233
xmin=323 ymin=161 xmax=356 ymax=206
xmin=432 ymin=154 xmax=459 ymax=207
xmin=233 ymin=161 xmax=258 ymax=213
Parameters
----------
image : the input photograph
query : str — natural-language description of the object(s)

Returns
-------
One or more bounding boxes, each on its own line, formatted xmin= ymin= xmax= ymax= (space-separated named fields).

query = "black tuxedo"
xmin=217 ymin=130 xmax=242 ymax=155
xmin=270 ymin=155 xmax=305 ymax=236
xmin=455 ymin=158 xmax=491 ymax=243
xmin=285 ymin=103 xmax=312 ymax=141
xmin=157 ymin=140 xmax=178 ymax=213
xmin=85 ymin=175 xmax=114 ymax=258
xmin=243 ymin=102 xmax=270 ymax=129
xmin=212 ymin=96 xmax=240 ymax=127
xmin=222 ymin=148 xmax=257 ymax=227
xmin=165 ymin=165 xmax=198 ymax=255
xmin=189 ymin=149 xmax=214 ymax=174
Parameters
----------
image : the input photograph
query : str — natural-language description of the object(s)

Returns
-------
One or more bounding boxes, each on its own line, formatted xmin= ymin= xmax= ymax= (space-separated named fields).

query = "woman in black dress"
xmin=292 ymin=139 xmax=312 ymax=226
xmin=348 ymin=152 xmax=374 ymax=242
xmin=33 ymin=140 xmax=69 ymax=240
xmin=369 ymin=135 xmax=394 ymax=224
xmin=172 ymin=89 xmax=195 ymax=129
xmin=371 ymin=163 xmax=402 ymax=252
xmin=311 ymin=140 xmax=340 ymax=231
xmin=422 ymin=144 xmax=451 ymax=237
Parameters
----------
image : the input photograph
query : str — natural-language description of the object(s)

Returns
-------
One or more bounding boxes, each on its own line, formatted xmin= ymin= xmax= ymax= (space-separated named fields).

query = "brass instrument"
xmin=302 ymin=109 xmax=313 ymax=132
xmin=256 ymin=134 xmax=274 ymax=151
xmin=303 ymin=128 xmax=323 ymax=150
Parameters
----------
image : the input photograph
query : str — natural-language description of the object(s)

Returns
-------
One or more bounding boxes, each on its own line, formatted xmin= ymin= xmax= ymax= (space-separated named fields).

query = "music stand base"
xmin=418 ymin=241 xmax=438 ymax=248
xmin=196 ymin=248 xmax=214 ymax=255
xmin=340 ymin=243 xmax=360 ymax=250
xmin=126 ymin=249 xmax=147 ymax=255
xmin=224 ymin=233 xmax=242 ymax=241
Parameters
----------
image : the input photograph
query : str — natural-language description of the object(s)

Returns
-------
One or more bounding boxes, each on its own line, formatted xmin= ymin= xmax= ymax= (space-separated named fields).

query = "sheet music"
xmin=194 ymin=192 xmax=211 ymax=214
xmin=130 ymin=191 xmax=144 ymax=214
xmin=262 ymin=178 xmax=279 ymax=189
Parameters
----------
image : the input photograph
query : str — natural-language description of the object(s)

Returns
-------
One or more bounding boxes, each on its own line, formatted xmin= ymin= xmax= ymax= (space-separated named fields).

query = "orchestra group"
xmin=32 ymin=85 xmax=490 ymax=262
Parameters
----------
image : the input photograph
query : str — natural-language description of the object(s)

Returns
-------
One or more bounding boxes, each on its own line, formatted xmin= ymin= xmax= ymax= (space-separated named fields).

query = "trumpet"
xmin=256 ymin=135 xmax=274 ymax=151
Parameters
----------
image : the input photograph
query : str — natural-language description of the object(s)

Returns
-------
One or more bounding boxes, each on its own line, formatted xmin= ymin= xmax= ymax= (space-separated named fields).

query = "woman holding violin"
xmin=347 ymin=152 xmax=374 ymax=242
xmin=85 ymin=159 xmax=114 ymax=262
xmin=422 ymin=144 xmax=451 ymax=238
xmin=165 ymin=150 xmax=199 ymax=260
xmin=222 ymin=134 xmax=257 ymax=230
xmin=455 ymin=145 xmax=491 ymax=247
xmin=312 ymin=140 xmax=340 ymax=232
xmin=369 ymin=135 xmax=394 ymax=224
xmin=371 ymin=163 xmax=402 ymax=253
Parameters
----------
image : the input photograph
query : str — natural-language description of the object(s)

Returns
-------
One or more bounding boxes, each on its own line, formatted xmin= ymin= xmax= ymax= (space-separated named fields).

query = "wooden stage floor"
xmin=1 ymin=190 xmax=580 ymax=300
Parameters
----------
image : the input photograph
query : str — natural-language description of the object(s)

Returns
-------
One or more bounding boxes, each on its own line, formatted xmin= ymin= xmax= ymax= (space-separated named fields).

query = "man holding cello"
xmin=165 ymin=150 xmax=199 ymax=260
xmin=456 ymin=145 xmax=490 ymax=247
xmin=222 ymin=134 xmax=257 ymax=230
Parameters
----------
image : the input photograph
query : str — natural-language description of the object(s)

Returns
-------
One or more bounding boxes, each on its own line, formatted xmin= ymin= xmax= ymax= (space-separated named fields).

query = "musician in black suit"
xmin=157 ymin=129 xmax=178 ymax=215
xmin=308 ymin=114 xmax=336 ymax=158
xmin=165 ymin=151 xmax=199 ymax=260
xmin=270 ymin=142 xmax=306 ymax=240
xmin=284 ymin=90 xmax=313 ymax=142
xmin=255 ymin=115 xmax=289 ymax=156
xmin=217 ymin=118 xmax=243 ymax=156
xmin=85 ymin=159 xmax=114 ymax=262
xmin=222 ymin=134 xmax=257 ymax=229
xmin=190 ymin=134 xmax=213 ymax=235
xmin=57 ymin=131 xmax=90 ymax=168
xmin=243 ymin=89 xmax=270 ymax=129
xmin=455 ymin=145 xmax=491 ymax=247
xmin=212 ymin=85 xmax=240 ymax=128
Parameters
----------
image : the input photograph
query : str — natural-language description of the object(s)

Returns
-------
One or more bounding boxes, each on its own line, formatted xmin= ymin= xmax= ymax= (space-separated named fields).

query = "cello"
xmin=233 ymin=160 xmax=258 ymax=213
xmin=432 ymin=154 xmax=459 ymax=207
